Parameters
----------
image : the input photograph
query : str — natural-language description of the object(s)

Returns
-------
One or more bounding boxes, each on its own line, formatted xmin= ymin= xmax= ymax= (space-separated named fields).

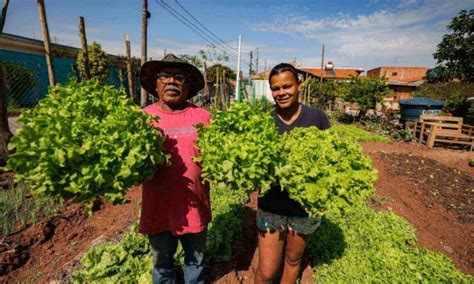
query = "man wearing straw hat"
xmin=139 ymin=54 xmax=210 ymax=284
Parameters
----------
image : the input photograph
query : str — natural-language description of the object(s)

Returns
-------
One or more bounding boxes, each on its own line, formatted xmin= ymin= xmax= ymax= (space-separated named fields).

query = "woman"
xmin=255 ymin=63 xmax=330 ymax=283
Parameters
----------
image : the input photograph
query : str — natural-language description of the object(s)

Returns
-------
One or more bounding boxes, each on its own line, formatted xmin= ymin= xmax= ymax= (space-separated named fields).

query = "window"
xmin=392 ymin=72 xmax=398 ymax=76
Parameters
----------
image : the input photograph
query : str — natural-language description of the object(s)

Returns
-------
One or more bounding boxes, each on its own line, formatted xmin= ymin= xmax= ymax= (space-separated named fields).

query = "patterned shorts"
xmin=256 ymin=208 xmax=321 ymax=235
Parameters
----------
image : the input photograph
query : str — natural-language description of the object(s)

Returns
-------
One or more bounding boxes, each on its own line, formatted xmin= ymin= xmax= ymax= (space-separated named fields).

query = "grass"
xmin=0 ymin=181 xmax=61 ymax=237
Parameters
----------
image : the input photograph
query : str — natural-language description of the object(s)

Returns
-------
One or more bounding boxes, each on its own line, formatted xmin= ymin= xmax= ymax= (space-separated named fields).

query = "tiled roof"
xmin=299 ymin=68 xmax=364 ymax=79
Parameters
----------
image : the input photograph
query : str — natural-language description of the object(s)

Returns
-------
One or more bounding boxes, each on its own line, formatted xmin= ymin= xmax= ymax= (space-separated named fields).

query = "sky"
xmin=3 ymin=0 xmax=473 ymax=75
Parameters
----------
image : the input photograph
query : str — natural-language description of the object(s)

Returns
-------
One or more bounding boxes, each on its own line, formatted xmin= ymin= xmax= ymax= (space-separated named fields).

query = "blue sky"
xmin=4 ymin=0 xmax=473 ymax=74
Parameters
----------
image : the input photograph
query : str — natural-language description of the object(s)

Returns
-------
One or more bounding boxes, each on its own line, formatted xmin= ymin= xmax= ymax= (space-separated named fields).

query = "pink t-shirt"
xmin=139 ymin=103 xmax=211 ymax=236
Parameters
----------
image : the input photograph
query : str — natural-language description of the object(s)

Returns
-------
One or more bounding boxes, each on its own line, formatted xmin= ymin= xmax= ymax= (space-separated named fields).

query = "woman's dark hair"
xmin=268 ymin=63 xmax=300 ymax=85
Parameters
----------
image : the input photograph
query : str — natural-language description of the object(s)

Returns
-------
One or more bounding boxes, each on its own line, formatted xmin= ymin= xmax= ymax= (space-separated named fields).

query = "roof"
xmin=388 ymin=80 xmax=424 ymax=87
xmin=0 ymin=33 xmax=80 ymax=57
xmin=368 ymin=66 xmax=430 ymax=70
xmin=0 ymin=33 xmax=119 ymax=59
xmin=299 ymin=67 xmax=364 ymax=79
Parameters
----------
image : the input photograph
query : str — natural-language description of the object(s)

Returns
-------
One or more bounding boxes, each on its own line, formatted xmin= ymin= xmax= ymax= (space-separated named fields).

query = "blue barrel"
xmin=399 ymin=97 xmax=445 ymax=121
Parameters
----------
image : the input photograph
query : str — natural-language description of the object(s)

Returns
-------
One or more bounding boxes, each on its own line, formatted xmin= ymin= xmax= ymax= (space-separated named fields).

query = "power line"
xmin=157 ymin=0 xmax=237 ymax=59
xmin=154 ymin=0 xmax=252 ymax=72
xmin=174 ymin=0 xmax=237 ymax=51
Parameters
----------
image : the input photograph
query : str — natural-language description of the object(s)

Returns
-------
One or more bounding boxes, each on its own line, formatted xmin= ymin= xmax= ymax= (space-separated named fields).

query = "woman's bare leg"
xmin=280 ymin=231 xmax=309 ymax=284
xmin=255 ymin=230 xmax=286 ymax=284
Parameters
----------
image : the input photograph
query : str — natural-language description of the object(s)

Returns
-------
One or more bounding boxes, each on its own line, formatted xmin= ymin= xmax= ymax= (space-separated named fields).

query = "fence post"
xmin=125 ymin=33 xmax=134 ymax=101
xmin=79 ymin=16 xmax=90 ymax=80
xmin=140 ymin=0 xmax=148 ymax=107
xmin=37 ymin=0 xmax=56 ymax=86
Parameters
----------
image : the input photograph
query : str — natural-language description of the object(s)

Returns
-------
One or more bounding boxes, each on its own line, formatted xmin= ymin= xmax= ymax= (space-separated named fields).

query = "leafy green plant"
xmin=195 ymin=100 xmax=279 ymax=195
xmin=72 ymin=225 xmax=152 ymax=283
xmin=276 ymin=127 xmax=377 ymax=218
xmin=330 ymin=124 xmax=391 ymax=143
xmin=310 ymin=204 xmax=472 ymax=282
xmin=6 ymin=80 xmax=167 ymax=212
xmin=77 ymin=42 xmax=109 ymax=83
xmin=391 ymin=129 xmax=415 ymax=141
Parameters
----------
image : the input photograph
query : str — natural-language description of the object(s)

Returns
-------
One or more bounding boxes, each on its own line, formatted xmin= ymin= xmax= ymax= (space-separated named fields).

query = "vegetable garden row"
xmin=4 ymin=80 xmax=472 ymax=282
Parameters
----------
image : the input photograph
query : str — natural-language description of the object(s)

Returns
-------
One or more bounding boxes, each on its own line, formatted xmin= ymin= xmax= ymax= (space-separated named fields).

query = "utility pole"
xmin=249 ymin=50 xmax=253 ymax=79
xmin=125 ymin=33 xmax=134 ymax=100
xmin=37 ymin=0 xmax=56 ymax=85
xmin=140 ymin=0 xmax=149 ymax=107
xmin=78 ymin=16 xmax=90 ymax=80
xmin=203 ymin=61 xmax=209 ymax=104
xmin=255 ymin=48 xmax=259 ymax=75
xmin=264 ymin=59 xmax=267 ymax=72
xmin=319 ymin=44 xmax=324 ymax=98
xmin=235 ymin=35 xmax=242 ymax=102
xmin=163 ymin=49 xmax=167 ymax=57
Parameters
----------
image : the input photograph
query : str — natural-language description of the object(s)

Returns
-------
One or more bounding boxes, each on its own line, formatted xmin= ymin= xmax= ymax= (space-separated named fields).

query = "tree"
xmin=1 ymin=62 xmax=38 ymax=108
xmin=342 ymin=76 xmax=392 ymax=119
xmin=0 ymin=0 xmax=12 ymax=166
xmin=432 ymin=9 xmax=473 ymax=83
xmin=179 ymin=54 xmax=203 ymax=68
xmin=206 ymin=64 xmax=236 ymax=84
xmin=76 ymin=41 xmax=109 ymax=83
xmin=302 ymin=78 xmax=348 ymax=109
xmin=199 ymin=44 xmax=229 ymax=65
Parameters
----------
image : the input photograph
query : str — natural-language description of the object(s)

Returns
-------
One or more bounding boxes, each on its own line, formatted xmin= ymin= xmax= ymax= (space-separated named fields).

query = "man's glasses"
xmin=157 ymin=72 xmax=186 ymax=84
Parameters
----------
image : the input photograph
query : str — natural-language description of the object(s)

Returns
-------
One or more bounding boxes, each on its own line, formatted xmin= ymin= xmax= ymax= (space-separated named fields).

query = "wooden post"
xmin=0 ymin=0 xmax=12 ymax=165
xmin=37 ymin=0 xmax=56 ymax=86
xmin=140 ymin=0 xmax=148 ymax=107
xmin=203 ymin=61 xmax=209 ymax=104
xmin=214 ymin=66 xmax=219 ymax=107
xmin=222 ymin=70 xmax=227 ymax=107
xmin=319 ymin=44 xmax=324 ymax=98
xmin=78 ymin=16 xmax=90 ymax=80
xmin=125 ymin=33 xmax=134 ymax=100
xmin=0 ymin=0 xmax=9 ymax=32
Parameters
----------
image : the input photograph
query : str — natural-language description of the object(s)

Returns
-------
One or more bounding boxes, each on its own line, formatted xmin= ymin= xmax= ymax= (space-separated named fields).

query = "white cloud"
xmin=250 ymin=0 xmax=472 ymax=69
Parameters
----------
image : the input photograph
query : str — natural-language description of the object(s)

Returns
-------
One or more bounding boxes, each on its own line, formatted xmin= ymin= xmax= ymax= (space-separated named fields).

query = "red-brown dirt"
xmin=363 ymin=141 xmax=474 ymax=275
xmin=1 ymin=140 xmax=473 ymax=283
xmin=0 ymin=189 xmax=141 ymax=283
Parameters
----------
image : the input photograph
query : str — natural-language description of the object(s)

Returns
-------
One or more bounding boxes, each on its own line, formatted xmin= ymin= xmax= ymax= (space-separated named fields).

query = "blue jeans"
xmin=148 ymin=230 xmax=207 ymax=284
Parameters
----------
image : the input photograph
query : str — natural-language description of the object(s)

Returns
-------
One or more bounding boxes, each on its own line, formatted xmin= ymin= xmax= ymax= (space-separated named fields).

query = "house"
xmin=252 ymin=61 xmax=364 ymax=81
xmin=367 ymin=66 xmax=429 ymax=100
xmin=0 ymin=33 xmax=124 ymax=107
xmin=299 ymin=61 xmax=364 ymax=81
